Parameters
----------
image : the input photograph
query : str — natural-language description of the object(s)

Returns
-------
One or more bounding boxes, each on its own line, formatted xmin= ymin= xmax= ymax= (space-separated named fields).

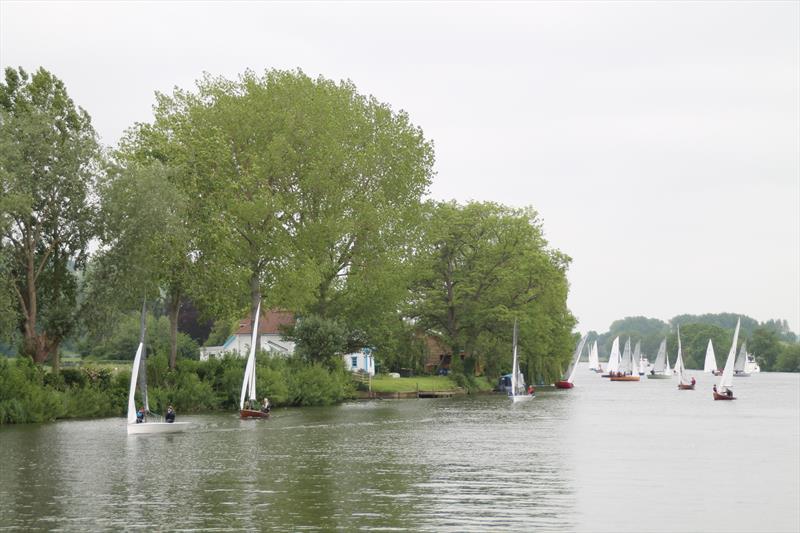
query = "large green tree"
xmin=409 ymin=201 xmax=575 ymax=383
xmin=0 ymin=67 xmax=102 ymax=368
xmin=122 ymin=69 xmax=434 ymax=349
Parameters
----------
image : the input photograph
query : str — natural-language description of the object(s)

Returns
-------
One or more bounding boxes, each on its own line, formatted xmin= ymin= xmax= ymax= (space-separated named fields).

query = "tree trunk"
xmin=167 ymin=290 xmax=182 ymax=370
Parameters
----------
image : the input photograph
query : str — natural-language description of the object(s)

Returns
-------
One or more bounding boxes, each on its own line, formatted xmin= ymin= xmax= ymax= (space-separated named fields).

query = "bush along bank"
xmin=0 ymin=354 xmax=356 ymax=425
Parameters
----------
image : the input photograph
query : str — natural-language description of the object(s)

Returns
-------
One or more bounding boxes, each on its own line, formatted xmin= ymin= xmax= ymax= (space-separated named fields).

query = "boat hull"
xmin=733 ymin=372 xmax=751 ymax=378
xmin=678 ymin=383 xmax=695 ymax=390
xmin=127 ymin=421 xmax=190 ymax=435
xmin=554 ymin=381 xmax=574 ymax=389
xmin=510 ymin=394 xmax=534 ymax=403
xmin=646 ymin=373 xmax=672 ymax=379
xmin=240 ymin=409 xmax=270 ymax=419
xmin=610 ymin=375 xmax=640 ymax=382
xmin=713 ymin=391 xmax=736 ymax=400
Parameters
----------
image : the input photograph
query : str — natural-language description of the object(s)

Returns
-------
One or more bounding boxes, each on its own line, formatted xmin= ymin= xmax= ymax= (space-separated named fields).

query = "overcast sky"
xmin=2 ymin=1 xmax=798 ymax=334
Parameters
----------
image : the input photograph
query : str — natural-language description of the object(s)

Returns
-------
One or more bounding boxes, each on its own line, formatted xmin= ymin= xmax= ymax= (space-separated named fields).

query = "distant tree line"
xmin=0 ymin=65 xmax=577 ymax=394
xmin=586 ymin=313 xmax=799 ymax=372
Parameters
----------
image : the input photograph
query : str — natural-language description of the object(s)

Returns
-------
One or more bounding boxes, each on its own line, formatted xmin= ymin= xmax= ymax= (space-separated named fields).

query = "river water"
xmin=1 ymin=366 xmax=798 ymax=532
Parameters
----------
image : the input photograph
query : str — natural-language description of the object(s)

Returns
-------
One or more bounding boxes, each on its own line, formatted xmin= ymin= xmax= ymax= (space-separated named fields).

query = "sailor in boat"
xmin=527 ymin=385 xmax=534 ymax=395
xmin=690 ymin=377 xmax=696 ymax=387
xmin=136 ymin=406 xmax=145 ymax=423
xmin=166 ymin=405 xmax=176 ymax=423
xmin=261 ymin=398 xmax=271 ymax=414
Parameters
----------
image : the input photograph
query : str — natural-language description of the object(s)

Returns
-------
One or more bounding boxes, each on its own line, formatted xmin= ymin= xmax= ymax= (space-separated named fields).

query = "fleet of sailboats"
xmin=610 ymin=337 xmax=640 ymax=381
xmin=125 ymin=302 xmax=757 ymax=425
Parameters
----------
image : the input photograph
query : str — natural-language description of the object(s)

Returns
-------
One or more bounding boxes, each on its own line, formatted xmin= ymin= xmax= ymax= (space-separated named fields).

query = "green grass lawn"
xmin=368 ymin=374 xmax=495 ymax=393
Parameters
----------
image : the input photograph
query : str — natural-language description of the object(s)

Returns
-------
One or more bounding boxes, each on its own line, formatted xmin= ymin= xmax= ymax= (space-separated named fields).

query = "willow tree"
xmin=409 ymin=201 xmax=576 ymax=383
xmin=0 ymin=67 xmax=101 ymax=368
xmin=123 ymin=69 xmax=434 ymax=344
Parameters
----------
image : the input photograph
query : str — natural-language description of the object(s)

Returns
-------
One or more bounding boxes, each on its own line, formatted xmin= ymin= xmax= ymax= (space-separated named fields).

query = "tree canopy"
xmin=0 ymin=66 xmax=102 ymax=368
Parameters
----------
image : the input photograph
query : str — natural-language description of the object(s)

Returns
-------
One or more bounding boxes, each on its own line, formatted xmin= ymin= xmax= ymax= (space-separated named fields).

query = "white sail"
xmin=588 ymin=340 xmax=600 ymax=371
xmin=622 ymin=338 xmax=633 ymax=374
xmin=127 ymin=342 xmax=144 ymax=424
xmin=734 ymin=342 xmax=747 ymax=373
xmin=633 ymin=341 xmax=641 ymax=370
xmin=676 ymin=326 xmax=690 ymax=385
xmin=239 ymin=301 xmax=262 ymax=410
xmin=607 ymin=337 xmax=621 ymax=373
xmin=718 ymin=319 xmax=741 ymax=391
xmin=566 ymin=334 xmax=589 ymax=383
xmin=703 ymin=340 xmax=717 ymax=373
xmin=653 ymin=338 xmax=667 ymax=373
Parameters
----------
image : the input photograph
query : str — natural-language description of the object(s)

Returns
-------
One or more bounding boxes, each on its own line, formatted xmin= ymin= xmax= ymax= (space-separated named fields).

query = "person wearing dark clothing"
xmin=165 ymin=405 xmax=175 ymax=423
xmin=136 ymin=407 xmax=145 ymax=423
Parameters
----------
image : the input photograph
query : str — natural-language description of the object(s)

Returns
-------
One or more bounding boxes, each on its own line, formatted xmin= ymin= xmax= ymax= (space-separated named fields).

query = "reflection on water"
xmin=1 ymin=367 xmax=797 ymax=532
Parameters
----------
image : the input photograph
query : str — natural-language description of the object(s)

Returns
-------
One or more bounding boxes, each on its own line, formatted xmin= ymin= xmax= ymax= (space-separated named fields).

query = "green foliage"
xmin=667 ymin=323 xmax=731 ymax=370
xmin=289 ymin=314 xmax=347 ymax=368
xmin=774 ymin=344 xmax=800 ymax=372
xmin=0 ymin=66 xmax=103 ymax=364
xmin=749 ymin=327 xmax=782 ymax=371
xmin=80 ymin=311 xmax=199 ymax=361
xmin=0 ymin=352 xmax=357 ymax=424
xmin=286 ymin=362 xmax=353 ymax=406
xmin=409 ymin=201 xmax=576 ymax=384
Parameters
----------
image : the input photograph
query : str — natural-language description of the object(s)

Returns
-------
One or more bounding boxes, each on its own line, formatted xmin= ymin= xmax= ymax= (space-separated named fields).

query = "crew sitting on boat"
xmin=166 ymin=405 xmax=175 ymax=423
xmin=527 ymin=385 xmax=534 ymax=395
xmin=261 ymin=398 xmax=271 ymax=413
xmin=690 ymin=377 xmax=696 ymax=386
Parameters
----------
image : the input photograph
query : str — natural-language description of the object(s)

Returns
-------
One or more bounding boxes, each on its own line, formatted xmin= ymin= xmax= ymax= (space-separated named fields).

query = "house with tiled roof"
xmin=199 ymin=309 xmax=296 ymax=361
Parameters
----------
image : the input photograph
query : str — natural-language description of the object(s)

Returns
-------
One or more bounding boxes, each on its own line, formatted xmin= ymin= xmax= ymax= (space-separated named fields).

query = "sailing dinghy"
xmin=647 ymin=338 xmax=672 ymax=379
xmin=588 ymin=341 xmax=602 ymax=373
xmin=127 ymin=301 xmax=189 ymax=435
xmin=509 ymin=320 xmax=534 ymax=403
xmin=703 ymin=339 xmax=721 ymax=375
xmin=601 ymin=337 xmax=621 ymax=377
xmin=555 ymin=334 xmax=589 ymax=388
xmin=240 ymin=301 xmax=270 ymax=418
xmin=676 ymin=326 xmax=695 ymax=390
xmin=714 ymin=319 xmax=741 ymax=400
xmin=733 ymin=341 xmax=751 ymax=377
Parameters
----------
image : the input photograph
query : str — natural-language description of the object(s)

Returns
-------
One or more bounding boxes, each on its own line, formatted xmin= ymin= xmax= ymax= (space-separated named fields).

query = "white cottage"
xmin=200 ymin=310 xmax=296 ymax=361
xmin=343 ymin=347 xmax=375 ymax=376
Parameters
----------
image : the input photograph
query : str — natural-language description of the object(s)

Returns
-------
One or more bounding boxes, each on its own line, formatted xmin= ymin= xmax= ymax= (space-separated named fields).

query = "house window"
xmin=351 ymin=356 xmax=358 ymax=369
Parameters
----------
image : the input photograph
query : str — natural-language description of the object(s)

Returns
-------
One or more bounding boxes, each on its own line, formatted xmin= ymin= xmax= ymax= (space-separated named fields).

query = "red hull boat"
xmin=713 ymin=392 xmax=735 ymax=401
xmin=240 ymin=409 xmax=270 ymax=419
xmin=678 ymin=383 xmax=695 ymax=390
xmin=610 ymin=375 xmax=640 ymax=382
xmin=554 ymin=380 xmax=574 ymax=389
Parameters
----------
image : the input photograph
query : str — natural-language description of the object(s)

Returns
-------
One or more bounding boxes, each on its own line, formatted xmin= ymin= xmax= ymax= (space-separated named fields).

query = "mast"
xmin=511 ymin=319 xmax=519 ymax=395
xmin=137 ymin=298 xmax=149 ymax=413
